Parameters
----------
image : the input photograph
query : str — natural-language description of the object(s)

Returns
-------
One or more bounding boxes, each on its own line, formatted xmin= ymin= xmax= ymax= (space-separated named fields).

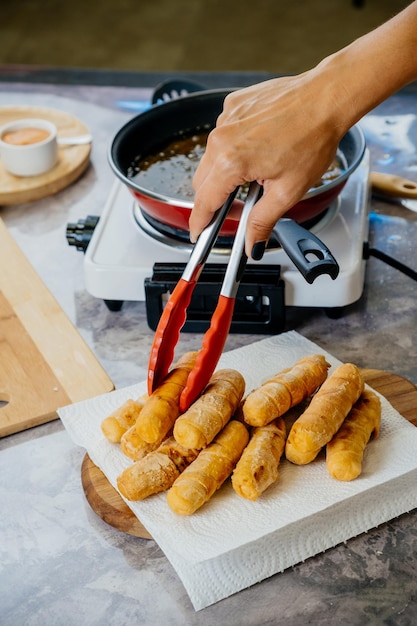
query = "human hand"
xmin=190 ymin=73 xmax=348 ymax=258
xmin=190 ymin=1 xmax=417 ymax=257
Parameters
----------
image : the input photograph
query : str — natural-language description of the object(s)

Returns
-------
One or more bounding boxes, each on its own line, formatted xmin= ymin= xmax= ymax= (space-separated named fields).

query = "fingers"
xmin=190 ymin=172 xmax=243 ymax=243
xmin=244 ymin=186 xmax=296 ymax=259
xmin=189 ymin=188 xmax=226 ymax=243
xmin=191 ymin=173 xmax=307 ymax=259
xmin=189 ymin=75 xmax=342 ymax=248
xmin=191 ymin=132 xmax=248 ymax=243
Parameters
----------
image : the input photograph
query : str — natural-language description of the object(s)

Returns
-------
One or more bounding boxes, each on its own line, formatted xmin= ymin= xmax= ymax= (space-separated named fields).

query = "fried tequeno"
xmin=101 ymin=394 xmax=148 ymax=443
xmin=166 ymin=420 xmax=249 ymax=515
xmin=173 ymin=369 xmax=245 ymax=449
xmin=117 ymin=436 xmax=199 ymax=501
xmin=285 ymin=363 xmax=364 ymax=465
xmin=120 ymin=424 xmax=164 ymax=461
xmin=242 ymin=354 xmax=330 ymax=427
xmin=326 ymin=388 xmax=381 ymax=481
xmin=136 ymin=351 xmax=198 ymax=444
xmin=232 ymin=417 xmax=286 ymax=501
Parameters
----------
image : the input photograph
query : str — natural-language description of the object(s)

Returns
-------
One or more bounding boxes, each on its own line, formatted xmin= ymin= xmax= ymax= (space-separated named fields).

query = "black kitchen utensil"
xmin=152 ymin=79 xmax=205 ymax=105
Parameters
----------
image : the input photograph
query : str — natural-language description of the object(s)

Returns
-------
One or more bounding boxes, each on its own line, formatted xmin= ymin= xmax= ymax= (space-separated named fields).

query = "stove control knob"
xmin=66 ymin=215 xmax=100 ymax=252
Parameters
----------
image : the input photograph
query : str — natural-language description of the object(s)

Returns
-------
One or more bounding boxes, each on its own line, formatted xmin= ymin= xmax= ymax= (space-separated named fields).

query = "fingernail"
xmin=189 ymin=232 xmax=197 ymax=244
xmin=251 ymin=241 xmax=266 ymax=261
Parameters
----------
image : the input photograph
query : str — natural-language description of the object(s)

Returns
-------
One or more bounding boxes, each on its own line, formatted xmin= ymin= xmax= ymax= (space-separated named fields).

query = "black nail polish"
xmin=251 ymin=241 xmax=266 ymax=261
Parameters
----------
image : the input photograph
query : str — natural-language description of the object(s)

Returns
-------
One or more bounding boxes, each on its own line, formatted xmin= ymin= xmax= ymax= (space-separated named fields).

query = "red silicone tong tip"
xmin=179 ymin=295 xmax=235 ymax=412
xmin=147 ymin=278 xmax=196 ymax=395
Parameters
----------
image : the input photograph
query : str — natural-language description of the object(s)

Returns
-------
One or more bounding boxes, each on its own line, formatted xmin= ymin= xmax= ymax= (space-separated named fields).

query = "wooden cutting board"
xmin=0 ymin=105 xmax=91 ymax=205
xmin=81 ymin=369 xmax=417 ymax=540
xmin=0 ymin=217 xmax=114 ymax=437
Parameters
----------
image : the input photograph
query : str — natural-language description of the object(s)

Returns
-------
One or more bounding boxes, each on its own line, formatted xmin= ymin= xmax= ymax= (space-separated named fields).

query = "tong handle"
xmin=179 ymin=181 xmax=263 ymax=411
xmin=147 ymin=190 xmax=238 ymax=393
xmin=182 ymin=190 xmax=237 ymax=282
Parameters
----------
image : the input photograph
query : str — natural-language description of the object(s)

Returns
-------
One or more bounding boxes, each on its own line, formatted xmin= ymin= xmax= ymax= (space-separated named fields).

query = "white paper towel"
xmin=58 ymin=331 xmax=417 ymax=610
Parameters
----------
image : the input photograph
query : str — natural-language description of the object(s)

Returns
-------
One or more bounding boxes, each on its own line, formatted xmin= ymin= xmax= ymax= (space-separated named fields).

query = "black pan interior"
xmin=110 ymin=90 xmax=228 ymax=179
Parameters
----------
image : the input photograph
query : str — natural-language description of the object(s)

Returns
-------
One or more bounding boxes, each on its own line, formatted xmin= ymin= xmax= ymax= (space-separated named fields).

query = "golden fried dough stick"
xmin=117 ymin=436 xmax=199 ymax=501
xmin=136 ymin=351 xmax=198 ymax=444
xmin=242 ymin=354 xmax=330 ymax=427
xmin=173 ymin=369 xmax=245 ymax=449
xmin=285 ymin=363 xmax=364 ymax=465
xmin=120 ymin=424 xmax=165 ymax=461
xmin=166 ymin=420 xmax=249 ymax=515
xmin=231 ymin=417 xmax=286 ymax=500
xmin=326 ymin=388 xmax=381 ymax=481
xmin=101 ymin=394 xmax=148 ymax=443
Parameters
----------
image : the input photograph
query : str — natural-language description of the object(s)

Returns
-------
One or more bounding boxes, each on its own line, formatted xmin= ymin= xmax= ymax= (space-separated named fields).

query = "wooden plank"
xmin=0 ymin=217 xmax=114 ymax=436
xmin=0 ymin=292 xmax=70 ymax=433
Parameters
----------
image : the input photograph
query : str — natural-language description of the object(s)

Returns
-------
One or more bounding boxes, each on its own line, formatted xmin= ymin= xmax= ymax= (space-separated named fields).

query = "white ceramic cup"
xmin=0 ymin=118 xmax=58 ymax=176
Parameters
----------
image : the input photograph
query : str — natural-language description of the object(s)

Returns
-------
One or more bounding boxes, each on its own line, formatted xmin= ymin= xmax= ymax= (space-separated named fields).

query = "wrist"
xmin=312 ymin=4 xmax=417 ymax=133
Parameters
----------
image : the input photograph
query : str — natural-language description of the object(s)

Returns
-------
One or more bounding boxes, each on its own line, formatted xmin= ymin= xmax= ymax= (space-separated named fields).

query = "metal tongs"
xmin=147 ymin=181 xmax=340 ymax=412
xmin=147 ymin=181 xmax=262 ymax=411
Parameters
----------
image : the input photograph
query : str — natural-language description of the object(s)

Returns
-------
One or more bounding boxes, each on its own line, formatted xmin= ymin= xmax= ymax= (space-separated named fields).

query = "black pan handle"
xmin=272 ymin=218 xmax=339 ymax=284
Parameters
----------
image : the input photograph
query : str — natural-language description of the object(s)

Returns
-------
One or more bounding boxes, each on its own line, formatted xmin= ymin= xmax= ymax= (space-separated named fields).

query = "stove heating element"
xmin=81 ymin=150 xmax=371 ymax=331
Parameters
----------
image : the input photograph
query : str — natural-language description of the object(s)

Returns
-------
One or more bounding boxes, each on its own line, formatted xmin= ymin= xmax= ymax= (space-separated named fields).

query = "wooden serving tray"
xmin=0 ymin=105 xmax=91 ymax=205
xmin=81 ymin=369 xmax=417 ymax=540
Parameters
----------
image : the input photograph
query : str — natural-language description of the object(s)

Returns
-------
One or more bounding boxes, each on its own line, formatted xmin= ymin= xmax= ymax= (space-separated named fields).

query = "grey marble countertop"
xmin=1 ymin=73 xmax=417 ymax=626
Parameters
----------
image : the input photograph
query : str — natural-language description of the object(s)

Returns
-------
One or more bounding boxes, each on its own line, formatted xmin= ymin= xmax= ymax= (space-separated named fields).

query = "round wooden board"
xmin=81 ymin=369 xmax=417 ymax=539
xmin=81 ymin=454 xmax=152 ymax=539
xmin=0 ymin=105 xmax=91 ymax=205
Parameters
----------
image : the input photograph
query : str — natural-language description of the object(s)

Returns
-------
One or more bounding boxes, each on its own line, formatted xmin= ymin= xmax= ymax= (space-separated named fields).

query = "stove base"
xmin=145 ymin=263 xmax=286 ymax=333
xmin=83 ymin=150 xmax=370 ymax=312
